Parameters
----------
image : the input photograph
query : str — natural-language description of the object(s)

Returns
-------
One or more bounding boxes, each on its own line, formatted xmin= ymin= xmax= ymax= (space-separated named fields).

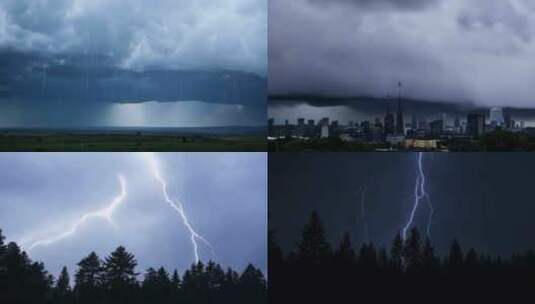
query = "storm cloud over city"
xmin=269 ymin=0 xmax=535 ymax=108
xmin=0 ymin=0 xmax=267 ymax=126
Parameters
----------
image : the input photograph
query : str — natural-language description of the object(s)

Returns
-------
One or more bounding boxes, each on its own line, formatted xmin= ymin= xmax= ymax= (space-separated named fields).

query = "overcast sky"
xmin=269 ymin=0 xmax=535 ymax=108
xmin=0 ymin=152 xmax=267 ymax=278
xmin=1 ymin=0 xmax=266 ymax=74
xmin=270 ymin=153 xmax=535 ymax=257
xmin=0 ymin=0 xmax=266 ymax=126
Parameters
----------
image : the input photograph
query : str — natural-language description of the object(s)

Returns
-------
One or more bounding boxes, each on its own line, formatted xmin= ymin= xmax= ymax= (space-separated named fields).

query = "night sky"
xmin=269 ymin=0 xmax=535 ymax=108
xmin=269 ymin=153 xmax=535 ymax=257
xmin=0 ymin=152 xmax=267 ymax=278
xmin=0 ymin=0 xmax=267 ymax=127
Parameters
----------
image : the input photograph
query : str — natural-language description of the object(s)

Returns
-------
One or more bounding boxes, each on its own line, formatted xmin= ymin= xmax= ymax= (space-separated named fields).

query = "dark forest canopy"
xmin=0 ymin=229 xmax=266 ymax=304
xmin=269 ymin=211 xmax=535 ymax=302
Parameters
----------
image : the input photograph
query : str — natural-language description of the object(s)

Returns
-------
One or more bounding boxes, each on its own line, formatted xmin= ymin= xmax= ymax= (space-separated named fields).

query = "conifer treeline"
xmin=0 ymin=229 xmax=266 ymax=304
xmin=269 ymin=211 xmax=535 ymax=302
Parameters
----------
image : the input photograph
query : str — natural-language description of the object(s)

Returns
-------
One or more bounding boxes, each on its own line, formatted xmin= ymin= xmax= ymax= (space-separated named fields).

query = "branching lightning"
xmin=23 ymin=174 xmax=127 ymax=251
xmin=141 ymin=153 xmax=215 ymax=263
xmin=402 ymin=152 xmax=433 ymax=240
xmin=18 ymin=155 xmax=214 ymax=264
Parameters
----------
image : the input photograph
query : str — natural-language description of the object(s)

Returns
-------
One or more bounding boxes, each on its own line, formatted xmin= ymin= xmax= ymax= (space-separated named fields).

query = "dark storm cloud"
xmin=0 ymin=0 xmax=266 ymax=126
xmin=0 ymin=48 xmax=265 ymax=106
xmin=269 ymin=0 xmax=535 ymax=108
xmin=0 ymin=0 xmax=266 ymax=75
xmin=0 ymin=47 xmax=266 ymax=126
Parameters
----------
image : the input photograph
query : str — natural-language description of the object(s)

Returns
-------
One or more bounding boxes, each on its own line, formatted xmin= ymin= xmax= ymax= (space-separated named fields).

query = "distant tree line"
xmin=0 ymin=229 xmax=266 ymax=304
xmin=269 ymin=211 xmax=535 ymax=302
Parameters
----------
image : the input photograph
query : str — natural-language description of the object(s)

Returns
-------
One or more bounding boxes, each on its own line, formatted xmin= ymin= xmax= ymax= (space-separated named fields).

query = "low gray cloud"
xmin=269 ymin=0 xmax=535 ymax=108
xmin=310 ymin=0 xmax=440 ymax=10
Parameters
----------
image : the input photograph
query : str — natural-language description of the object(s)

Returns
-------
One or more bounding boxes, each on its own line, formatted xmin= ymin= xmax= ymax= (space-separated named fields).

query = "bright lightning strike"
xmin=402 ymin=152 xmax=433 ymax=240
xmin=141 ymin=153 xmax=215 ymax=263
xmin=23 ymin=174 xmax=127 ymax=251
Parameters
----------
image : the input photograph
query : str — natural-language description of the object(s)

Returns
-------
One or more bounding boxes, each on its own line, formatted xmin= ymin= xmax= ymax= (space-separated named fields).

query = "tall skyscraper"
xmin=320 ymin=124 xmax=329 ymax=138
xmin=396 ymin=82 xmax=404 ymax=135
xmin=384 ymin=105 xmax=395 ymax=135
xmin=467 ymin=113 xmax=485 ymax=137
xmin=440 ymin=113 xmax=447 ymax=130
xmin=430 ymin=119 xmax=444 ymax=135
xmin=411 ymin=115 xmax=418 ymax=130
xmin=454 ymin=115 xmax=461 ymax=134
xmin=268 ymin=118 xmax=274 ymax=137
xmin=297 ymin=118 xmax=305 ymax=136
xmin=306 ymin=119 xmax=315 ymax=137
xmin=504 ymin=111 xmax=513 ymax=128
xmin=490 ymin=108 xmax=505 ymax=126
xmin=490 ymin=107 xmax=505 ymax=126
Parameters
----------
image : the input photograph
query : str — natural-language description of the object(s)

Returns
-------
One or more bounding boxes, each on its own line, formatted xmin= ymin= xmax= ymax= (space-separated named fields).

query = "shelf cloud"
xmin=269 ymin=0 xmax=535 ymax=108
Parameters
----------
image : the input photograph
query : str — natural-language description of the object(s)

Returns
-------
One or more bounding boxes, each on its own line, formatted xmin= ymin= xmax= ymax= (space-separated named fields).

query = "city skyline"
xmin=269 ymin=105 xmax=527 ymax=128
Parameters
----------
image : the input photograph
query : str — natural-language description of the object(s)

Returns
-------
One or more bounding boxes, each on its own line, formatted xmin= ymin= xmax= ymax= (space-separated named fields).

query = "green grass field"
xmin=0 ymin=133 xmax=266 ymax=151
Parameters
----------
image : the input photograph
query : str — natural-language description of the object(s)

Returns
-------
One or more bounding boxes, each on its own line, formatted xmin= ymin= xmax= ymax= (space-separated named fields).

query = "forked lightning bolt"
xmin=23 ymin=174 xmax=127 ymax=251
xmin=402 ymin=152 xmax=433 ymax=240
xmin=141 ymin=153 xmax=215 ymax=263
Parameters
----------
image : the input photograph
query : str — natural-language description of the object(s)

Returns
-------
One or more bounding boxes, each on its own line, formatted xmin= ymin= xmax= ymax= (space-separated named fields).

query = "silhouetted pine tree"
xmin=222 ymin=267 xmax=240 ymax=302
xmin=53 ymin=266 xmax=74 ymax=304
xmin=390 ymin=232 xmax=403 ymax=273
xmin=0 ymin=229 xmax=6 ymax=298
xmin=335 ymin=232 xmax=357 ymax=265
xmin=74 ymin=252 xmax=104 ymax=304
xmin=296 ymin=211 xmax=331 ymax=264
xmin=0 ymin=241 xmax=53 ymax=304
xmin=170 ymin=269 xmax=182 ymax=301
xmin=142 ymin=267 xmax=173 ymax=303
xmin=448 ymin=239 xmax=464 ymax=271
xmin=403 ymin=228 xmax=423 ymax=274
xmin=102 ymin=246 xmax=139 ymax=304
xmin=421 ymin=237 xmax=439 ymax=273
xmin=238 ymin=264 xmax=267 ymax=304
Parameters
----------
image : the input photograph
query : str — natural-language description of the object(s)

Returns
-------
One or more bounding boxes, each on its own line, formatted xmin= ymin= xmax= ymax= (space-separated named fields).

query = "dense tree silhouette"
xmin=54 ymin=266 xmax=74 ymax=304
xmin=0 ymin=240 xmax=53 ymax=304
xmin=296 ymin=211 xmax=331 ymax=264
xmin=403 ymin=228 xmax=422 ymax=273
xmin=0 ymin=229 xmax=266 ymax=304
xmin=270 ymin=211 xmax=535 ymax=302
xmin=74 ymin=252 xmax=104 ymax=304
